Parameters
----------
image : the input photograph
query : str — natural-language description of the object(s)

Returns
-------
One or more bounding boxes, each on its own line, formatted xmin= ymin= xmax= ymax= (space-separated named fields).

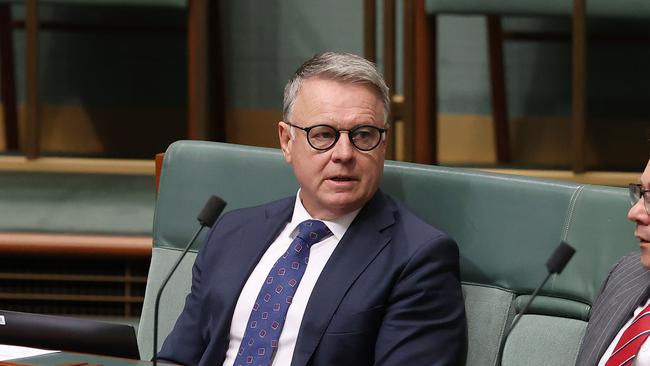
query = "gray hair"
xmin=282 ymin=52 xmax=390 ymax=123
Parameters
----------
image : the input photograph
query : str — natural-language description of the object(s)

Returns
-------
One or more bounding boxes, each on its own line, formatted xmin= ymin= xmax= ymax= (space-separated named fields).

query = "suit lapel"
xmin=591 ymin=263 xmax=650 ymax=364
xmin=212 ymin=198 xmax=294 ymax=346
xmin=231 ymin=198 xmax=294 ymax=274
xmin=290 ymin=192 xmax=395 ymax=366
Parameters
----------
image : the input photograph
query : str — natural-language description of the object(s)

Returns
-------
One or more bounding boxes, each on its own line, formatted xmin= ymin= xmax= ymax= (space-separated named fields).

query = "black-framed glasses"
xmin=286 ymin=122 xmax=387 ymax=152
xmin=629 ymin=183 xmax=650 ymax=214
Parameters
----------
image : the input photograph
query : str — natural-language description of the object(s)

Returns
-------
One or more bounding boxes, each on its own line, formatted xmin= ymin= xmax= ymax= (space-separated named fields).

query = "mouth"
xmin=636 ymin=233 xmax=650 ymax=245
xmin=326 ymin=175 xmax=358 ymax=187
xmin=329 ymin=176 xmax=356 ymax=182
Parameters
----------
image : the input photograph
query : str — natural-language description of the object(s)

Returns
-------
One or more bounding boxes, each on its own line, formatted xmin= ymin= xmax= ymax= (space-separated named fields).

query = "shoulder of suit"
xmin=613 ymin=251 xmax=644 ymax=272
xmin=605 ymin=251 xmax=648 ymax=288
xmin=216 ymin=196 xmax=294 ymax=224
xmin=382 ymin=192 xmax=453 ymax=244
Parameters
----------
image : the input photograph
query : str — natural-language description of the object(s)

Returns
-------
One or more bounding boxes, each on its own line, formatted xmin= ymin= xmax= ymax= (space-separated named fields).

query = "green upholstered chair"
xmin=0 ymin=0 xmax=180 ymax=151
xmin=139 ymin=140 xmax=637 ymax=365
xmin=408 ymin=0 xmax=650 ymax=171
xmin=0 ymin=0 xmax=221 ymax=158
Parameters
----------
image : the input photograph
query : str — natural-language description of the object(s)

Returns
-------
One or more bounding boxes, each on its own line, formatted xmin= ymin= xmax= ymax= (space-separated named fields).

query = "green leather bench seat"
xmin=139 ymin=141 xmax=637 ymax=366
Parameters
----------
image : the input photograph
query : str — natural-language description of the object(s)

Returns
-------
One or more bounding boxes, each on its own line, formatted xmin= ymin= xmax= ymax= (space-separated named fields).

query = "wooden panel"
xmin=0 ymin=294 xmax=145 ymax=303
xmin=0 ymin=233 xmax=152 ymax=257
xmin=0 ymin=273 xmax=147 ymax=283
xmin=0 ymin=155 xmax=154 ymax=174
xmin=0 ymin=255 xmax=149 ymax=317
xmin=363 ymin=0 xmax=376 ymax=62
xmin=155 ymin=152 xmax=164 ymax=192
xmin=487 ymin=16 xmax=511 ymax=163
xmin=413 ymin=0 xmax=435 ymax=164
xmin=572 ymin=0 xmax=587 ymax=173
xmin=402 ymin=0 xmax=415 ymax=162
xmin=0 ymin=4 xmax=18 ymax=151
xmin=187 ymin=0 xmax=208 ymax=140
xmin=382 ymin=0 xmax=396 ymax=90
xmin=25 ymin=0 xmax=39 ymax=159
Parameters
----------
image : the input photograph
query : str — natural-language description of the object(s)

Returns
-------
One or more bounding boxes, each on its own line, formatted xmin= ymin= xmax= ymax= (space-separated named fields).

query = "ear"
xmin=278 ymin=121 xmax=293 ymax=164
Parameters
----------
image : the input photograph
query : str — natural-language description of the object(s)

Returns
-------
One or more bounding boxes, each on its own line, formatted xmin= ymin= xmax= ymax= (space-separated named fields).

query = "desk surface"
xmin=10 ymin=352 xmax=156 ymax=366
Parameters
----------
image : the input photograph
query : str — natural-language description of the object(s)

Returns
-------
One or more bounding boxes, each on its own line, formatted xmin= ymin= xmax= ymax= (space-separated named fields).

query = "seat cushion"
xmin=138 ymin=247 xmax=196 ymax=360
xmin=502 ymin=314 xmax=586 ymax=366
xmin=462 ymin=284 xmax=515 ymax=366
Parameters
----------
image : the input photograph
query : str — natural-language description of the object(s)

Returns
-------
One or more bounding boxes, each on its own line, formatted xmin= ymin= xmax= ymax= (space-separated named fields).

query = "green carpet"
xmin=0 ymin=172 xmax=155 ymax=235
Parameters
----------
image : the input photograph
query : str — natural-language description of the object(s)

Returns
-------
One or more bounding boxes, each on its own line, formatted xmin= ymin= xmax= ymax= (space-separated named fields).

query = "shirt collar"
xmin=289 ymin=189 xmax=361 ymax=241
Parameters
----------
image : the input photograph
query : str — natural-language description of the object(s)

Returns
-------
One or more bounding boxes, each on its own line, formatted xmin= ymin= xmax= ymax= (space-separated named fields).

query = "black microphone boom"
xmin=152 ymin=195 xmax=226 ymax=365
xmin=496 ymin=241 xmax=576 ymax=365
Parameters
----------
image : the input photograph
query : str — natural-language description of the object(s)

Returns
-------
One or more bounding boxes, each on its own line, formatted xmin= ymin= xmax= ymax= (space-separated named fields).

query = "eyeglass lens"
xmin=307 ymin=125 xmax=382 ymax=151
xmin=629 ymin=184 xmax=650 ymax=213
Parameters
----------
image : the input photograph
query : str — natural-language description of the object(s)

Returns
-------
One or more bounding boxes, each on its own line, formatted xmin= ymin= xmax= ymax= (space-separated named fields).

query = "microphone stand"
xmin=152 ymin=225 xmax=205 ymax=366
xmin=496 ymin=272 xmax=552 ymax=366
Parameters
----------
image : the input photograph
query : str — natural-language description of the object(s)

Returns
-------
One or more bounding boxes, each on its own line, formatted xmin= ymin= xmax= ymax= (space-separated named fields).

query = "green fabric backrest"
xmin=139 ymin=141 xmax=638 ymax=365
xmin=152 ymin=141 xmax=297 ymax=252
xmin=381 ymin=163 xmax=579 ymax=294
xmin=563 ymin=185 xmax=637 ymax=301
xmin=139 ymin=142 xmax=296 ymax=359
xmin=426 ymin=0 xmax=650 ymax=18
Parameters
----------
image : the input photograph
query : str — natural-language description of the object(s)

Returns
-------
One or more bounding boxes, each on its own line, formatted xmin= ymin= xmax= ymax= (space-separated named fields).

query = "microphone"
xmin=152 ymin=195 xmax=227 ymax=365
xmin=496 ymin=241 xmax=576 ymax=365
xmin=546 ymin=241 xmax=576 ymax=275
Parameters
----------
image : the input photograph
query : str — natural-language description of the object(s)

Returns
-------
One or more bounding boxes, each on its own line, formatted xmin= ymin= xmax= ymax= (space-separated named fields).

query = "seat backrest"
xmin=426 ymin=0 xmax=650 ymax=18
xmin=138 ymin=141 xmax=296 ymax=360
xmin=35 ymin=0 xmax=186 ymax=7
xmin=138 ymin=141 xmax=637 ymax=365
xmin=380 ymin=161 xmax=635 ymax=365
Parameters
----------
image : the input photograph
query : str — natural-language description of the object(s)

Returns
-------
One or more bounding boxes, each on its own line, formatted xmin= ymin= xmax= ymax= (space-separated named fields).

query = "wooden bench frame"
xmin=0 ymin=232 xmax=151 ymax=257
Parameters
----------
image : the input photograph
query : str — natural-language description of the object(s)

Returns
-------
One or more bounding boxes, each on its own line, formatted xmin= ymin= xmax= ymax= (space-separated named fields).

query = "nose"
xmin=330 ymin=132 xmax=355 ymax=162
xmin=628 ymin=197 xmax=649 ymax=223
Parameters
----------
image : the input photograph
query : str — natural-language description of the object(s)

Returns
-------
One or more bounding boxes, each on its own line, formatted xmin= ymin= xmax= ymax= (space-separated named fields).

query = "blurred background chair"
xmin=366 ymin=0 xmax=650 ymax=172
xmin=0 ymin=0 xmax=224 ymax=159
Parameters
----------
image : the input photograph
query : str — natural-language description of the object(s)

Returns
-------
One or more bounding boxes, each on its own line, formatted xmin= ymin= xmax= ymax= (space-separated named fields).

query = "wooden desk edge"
xmin=0 ymin=232 xmax=152 ymax=257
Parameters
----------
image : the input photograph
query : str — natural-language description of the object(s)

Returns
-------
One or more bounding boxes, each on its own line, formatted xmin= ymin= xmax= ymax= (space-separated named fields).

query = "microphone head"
xmin=546 ymin=241 xmax=576 ymax=274
xmin=197 ymin=195 xmax=227 ymax=227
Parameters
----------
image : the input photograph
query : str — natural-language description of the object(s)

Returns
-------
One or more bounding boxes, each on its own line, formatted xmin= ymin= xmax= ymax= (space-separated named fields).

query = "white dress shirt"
xmin=222 ymin=191 xmax=360 ymax=366
xmin=599 ymin=297 xmax=650 ymax=366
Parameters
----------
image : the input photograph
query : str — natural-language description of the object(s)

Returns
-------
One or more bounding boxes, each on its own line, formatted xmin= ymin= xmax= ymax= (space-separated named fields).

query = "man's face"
xmin=629 ymin=159 xmax=650 ymax=268
xmin=278 ymin=77 xmax=386 ymax=220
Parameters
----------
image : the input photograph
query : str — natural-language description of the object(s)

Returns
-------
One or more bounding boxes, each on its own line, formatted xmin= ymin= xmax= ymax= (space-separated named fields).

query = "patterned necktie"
xmin=233 ymin=219 xmax=332 ymax=366
xmin=605 ymin=302 xmax=650 ymax=366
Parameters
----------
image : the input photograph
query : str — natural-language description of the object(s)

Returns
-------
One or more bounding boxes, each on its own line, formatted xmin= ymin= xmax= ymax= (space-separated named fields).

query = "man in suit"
xmin=575 ymin=159 xmax=650 ymax=366
xmin=157 ymin=52 xmax=466 ymax=366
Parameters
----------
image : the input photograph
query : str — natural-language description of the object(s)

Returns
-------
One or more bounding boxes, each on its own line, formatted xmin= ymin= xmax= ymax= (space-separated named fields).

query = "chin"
xmin=641 ymin=255 xmax=650 ymax=270
xmin=324 ymin=195 xmax=364 ymax=215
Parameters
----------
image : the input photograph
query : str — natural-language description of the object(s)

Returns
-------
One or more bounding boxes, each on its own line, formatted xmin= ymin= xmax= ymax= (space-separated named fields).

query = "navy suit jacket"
xmin=158 ymin=190 xmax=466 ymax=366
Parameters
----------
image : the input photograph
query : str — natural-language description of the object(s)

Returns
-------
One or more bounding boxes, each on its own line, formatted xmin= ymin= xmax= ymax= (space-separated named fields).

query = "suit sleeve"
xmin=374 ymin=235 xmax=466 ymax=366
xmin=156 ymin=223 xmax=219 ymax=365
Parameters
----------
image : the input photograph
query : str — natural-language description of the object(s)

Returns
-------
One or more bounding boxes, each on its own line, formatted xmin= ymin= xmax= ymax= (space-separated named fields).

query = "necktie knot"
xmin=296 ymin=220 xmax=331 ymax=247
